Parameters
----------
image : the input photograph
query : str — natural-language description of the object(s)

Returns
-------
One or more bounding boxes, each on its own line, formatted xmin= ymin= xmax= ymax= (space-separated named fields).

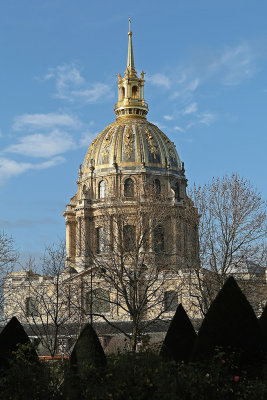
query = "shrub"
xmin=0 ymin=316 xmax=38 ymax=372
xmin=65 ymin=323 xmax=106 ymax=399
xmin=160 ymin=303 xmax=196 ymax=362
xmin=192 ymin=276 xmax=265 ymax=375
xmin=259 ymin=303 xmax=267 ymax=344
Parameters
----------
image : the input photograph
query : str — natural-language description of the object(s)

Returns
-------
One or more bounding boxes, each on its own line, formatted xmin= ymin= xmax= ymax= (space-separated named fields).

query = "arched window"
xmin=132 ymin=85 xmax=138 ymax=99
xmin=123 ymin=225 xmax=136 ymax=252
xmin=153 ymin=179 xmax=161 ymax=195
xmin=96 ymin=227 xmax=106 ymax=254
xmin=124 ymin=178 xmax=134 ymax=197
xmin=99 ymin=180 xmax=106 ymax=199
xmin=122 ymin=87 xmax=125 ymax=100
xmin=86 ymin=289 xmax=110 ymax=313
xmin=153 ymin=225 xmax=164 ymax=253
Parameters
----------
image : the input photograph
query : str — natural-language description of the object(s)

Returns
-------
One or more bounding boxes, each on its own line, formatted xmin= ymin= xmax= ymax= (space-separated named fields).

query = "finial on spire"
xmin=127 ymin=17 xmax=135 ymax=72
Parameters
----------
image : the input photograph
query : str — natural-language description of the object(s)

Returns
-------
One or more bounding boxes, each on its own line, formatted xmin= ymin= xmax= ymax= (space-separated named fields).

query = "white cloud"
xmin=209 ymin=44 xmax=256 ymax=86
xmin=72 ymin=83 xmax=112 ymax=103
xmin=174 ymin=126 xmax=184 ymax=132
xmin=0 ymin=156 xmax=65 ymax=185
xmin=4 ymin=130 xmax=75 ymax=158
xmin=182 ymin=102 xmax=198 ymax=115
xmin=163 ymin=115 xmax=174 ymax=121
xmin=148 ymin=73 xmax=170 ymax=89
xmin=43 ymin=64 xmax=112 ymax=103
xmin=199 ymin=112 xmax=215 ymax=126
xmin=186 ymin=78 xmax=200 ymax=92
xmin=13 ymin=113 xmax=80 ymax=131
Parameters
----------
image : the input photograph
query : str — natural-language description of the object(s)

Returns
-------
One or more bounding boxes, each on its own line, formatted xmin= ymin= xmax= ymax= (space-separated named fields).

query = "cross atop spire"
xmin=126 ymin=17 xmax=136 ymax=75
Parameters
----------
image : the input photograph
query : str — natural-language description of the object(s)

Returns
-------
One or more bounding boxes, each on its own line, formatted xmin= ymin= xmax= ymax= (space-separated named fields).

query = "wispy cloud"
xmin=182 ymin=102 xmax=198 ymax=115
xmin=4 ymin=130 xmax=75 ymax=158
xmin=147 ymin=73 xmax=170 ymax=89
xmin=13 ymin=113 xmax=80 ymax=131
xmin=0 ymin=156 xmax=65 ymax=185
xmin=199 ymin=112 xmax=216 ymax=126
xmin=163 ymin=115 xmax=174 ymax=121
xmin=209 ymin=44 xmax=256 ymax=86
xmin=174 ymin=126 xmax=184 ymax=132
xmin=43 ymin=64 xmax=112 ymax=103
xmin=150 ymin=42 xmax=257 ymax=131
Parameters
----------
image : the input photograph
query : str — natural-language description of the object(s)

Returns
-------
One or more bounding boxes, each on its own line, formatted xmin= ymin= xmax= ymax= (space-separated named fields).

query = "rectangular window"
xmin=153 ymin=225 xmax=164 ymax=253
xmin=164 ymin=291 xmax=178 ymax=312
xmin=26 ymin=297 xmax=39 ymax=317
xmin=86 ymin=289 xmax=110 ymax=314
xmin=123 ymin=225 xmax=136 ymax=252
xmin=97 ymin=227 xmax=106 ymax=254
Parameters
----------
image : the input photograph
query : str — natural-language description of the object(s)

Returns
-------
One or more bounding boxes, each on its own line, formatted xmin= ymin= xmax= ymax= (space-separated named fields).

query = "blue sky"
xmin=0 ymin=0 xmax=266 ymax=261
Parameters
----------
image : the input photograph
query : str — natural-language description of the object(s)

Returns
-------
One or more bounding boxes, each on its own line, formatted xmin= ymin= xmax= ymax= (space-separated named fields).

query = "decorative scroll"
xmin=102 ymin=127 xmax=114 ymax=159
xmin=124 ymin=126 xmax=134 ymax=158
xmin=145 ymin=127 xmax=158 ymax=159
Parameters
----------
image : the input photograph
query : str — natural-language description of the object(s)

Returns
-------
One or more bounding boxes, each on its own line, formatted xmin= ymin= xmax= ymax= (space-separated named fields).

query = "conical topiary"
xmin=65 ymin=323 xmax=106 ymax=399
xmin=160 ymin=304 xmax=196 ymax=363
xmin=192 ymin=276 xmax=265 ymax=372
xmin=0 ymin=316 xmax=38 ymax=370
xmin=259 ymin=303 xmax=267 ymax=345
xmin=70 ymin=323 xmax=106 ymax=373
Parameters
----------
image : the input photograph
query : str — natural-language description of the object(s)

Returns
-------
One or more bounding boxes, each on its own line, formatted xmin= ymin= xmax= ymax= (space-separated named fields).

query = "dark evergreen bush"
xmin=192 ymin=276 xmax=265 ymax=374
xmin=0 ymin=316 xmax=38 ymax=371
xmin=259 ymin=303 xmax=267 ymax=344
xmin=70 ymin=323 xmax=106 ymax=372
xmin=160 ymin=303 xmax=196 ymax=362
xmin=65 ymin=323 xmax=106 ymax=399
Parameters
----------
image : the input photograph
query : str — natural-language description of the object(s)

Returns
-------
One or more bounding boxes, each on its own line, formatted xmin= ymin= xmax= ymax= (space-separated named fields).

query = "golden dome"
xmin=82 ymin=117 xmax=181 ymax=174
xmin=82 ymin=21 xmax=182 ymax=175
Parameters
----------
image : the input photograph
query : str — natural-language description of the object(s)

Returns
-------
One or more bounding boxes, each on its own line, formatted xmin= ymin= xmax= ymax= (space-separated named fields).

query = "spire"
xmin=127 ymin=17 xmax=135 ymax=73
xmin=114 ymin=20 xmax=149 ymax=119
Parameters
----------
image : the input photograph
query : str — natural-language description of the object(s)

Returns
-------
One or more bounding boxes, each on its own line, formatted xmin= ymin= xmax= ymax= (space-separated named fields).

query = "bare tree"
xmin=4 ymin=242 xmax=82 ymax=357
xmin=0 ymin=232 xmax=18 ymax=320
xmin=72 ymin=185 xmax=192 ymax=351
xmin=188 ymin=173 xmax=266 ymax=315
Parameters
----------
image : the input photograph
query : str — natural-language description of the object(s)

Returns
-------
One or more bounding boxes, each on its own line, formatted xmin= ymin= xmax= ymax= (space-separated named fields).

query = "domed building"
xmin=63 ymin=22 xmax=199 ymax=276
xmin=3 ymin=23 xmax=201 ymax=355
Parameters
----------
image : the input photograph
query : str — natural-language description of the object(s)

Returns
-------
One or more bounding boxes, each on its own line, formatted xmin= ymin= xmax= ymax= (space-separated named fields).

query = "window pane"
xmin=97 ymin=227 xmax=106 ymax=254
xmin=99 ymin=181 xmax=106 ymax=199
xmin=164 ymin=291 xmax=178 ymax=312
xmin=26 ymin=297 xmax=38 ymax=316
xmin=124 ymin=178 xmax=134 ymax=197
xmin=153 ymin=225 xmax=164 ymax=253
xmin=86 ymin=289 xmax=110 ymax=314
xmin=123 ymin=225 xmax=136 ymax=252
